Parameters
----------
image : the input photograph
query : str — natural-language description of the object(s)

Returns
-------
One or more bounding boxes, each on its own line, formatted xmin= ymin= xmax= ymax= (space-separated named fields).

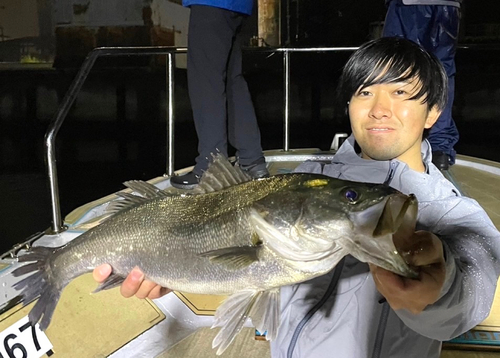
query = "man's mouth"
xmin=368 ymin=127 xmax=393 ymax=132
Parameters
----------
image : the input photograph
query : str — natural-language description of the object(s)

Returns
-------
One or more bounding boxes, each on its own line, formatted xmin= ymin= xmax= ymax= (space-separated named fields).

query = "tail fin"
xmin=11 ymin=247 xmax=62 ymax=331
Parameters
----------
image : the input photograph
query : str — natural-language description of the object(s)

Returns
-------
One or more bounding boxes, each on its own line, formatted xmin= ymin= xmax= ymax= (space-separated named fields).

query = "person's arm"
xmin=93 ymin=264 xmax=171 ymax=299
xmin=373 ymin=198 xmax=500 ymax=340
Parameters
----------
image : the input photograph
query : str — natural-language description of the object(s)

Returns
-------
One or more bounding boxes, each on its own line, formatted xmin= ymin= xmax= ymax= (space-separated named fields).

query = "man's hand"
xmin=369 ymin=230 xmax=446 ymax=314
xmin=93 ymin=264 xmax=171 ymax=300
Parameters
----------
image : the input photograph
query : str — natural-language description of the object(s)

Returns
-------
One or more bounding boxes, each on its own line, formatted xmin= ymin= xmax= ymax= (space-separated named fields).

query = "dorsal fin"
xmin=124 ymin=180 xmax=172 ymax=199
xmin=106 ymin=181 xmax=174 ymax=216
xmin=192 ymin=153 xmax=252 ymax=194
xmin=105 ymin=192 xmax=149 ymax=215
xmin=106 ymin=154 xmax=250 ymax=215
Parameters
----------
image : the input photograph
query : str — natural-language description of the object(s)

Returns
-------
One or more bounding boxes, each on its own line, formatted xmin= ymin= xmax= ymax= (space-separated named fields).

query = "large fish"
xmin=11 ymin=154 xmax=418 ymax=355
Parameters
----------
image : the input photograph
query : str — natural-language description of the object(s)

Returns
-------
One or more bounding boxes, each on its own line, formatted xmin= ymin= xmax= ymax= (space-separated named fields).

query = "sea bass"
xmin=11 ymin=154 xmax=418 ymax=355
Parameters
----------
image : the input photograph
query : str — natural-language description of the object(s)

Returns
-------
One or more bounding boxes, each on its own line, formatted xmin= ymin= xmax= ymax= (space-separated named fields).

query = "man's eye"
xmin=395 ymin=90 xmax=407 ymax=95
xmin=358 ymin=91 xmax=371 ymax=96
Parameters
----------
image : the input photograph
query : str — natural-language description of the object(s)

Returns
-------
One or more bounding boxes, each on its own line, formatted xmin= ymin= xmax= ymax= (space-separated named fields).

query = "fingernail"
xmin=130 ymin=268 xmax=144 ymax=282
xmin=98 ymin=265 xmax=111 ymax=276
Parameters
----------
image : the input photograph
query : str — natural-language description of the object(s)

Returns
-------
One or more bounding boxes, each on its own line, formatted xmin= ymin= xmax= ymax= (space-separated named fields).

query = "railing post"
xmin=45 ymin=49 xmax=101 ymax=234
xmin=166 ymin=52 xmax=175 ymax=176
xmin=46 ymin=134 xmax=63 ymax=234
xmin=283 ymin=50 xmax=290 ymax=151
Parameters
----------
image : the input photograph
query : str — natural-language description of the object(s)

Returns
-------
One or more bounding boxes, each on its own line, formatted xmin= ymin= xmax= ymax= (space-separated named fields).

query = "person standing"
xmin=383 ymin=0 xmax=461 ymax=170
xmin=170 ymin=1 xmax=269 ymax=189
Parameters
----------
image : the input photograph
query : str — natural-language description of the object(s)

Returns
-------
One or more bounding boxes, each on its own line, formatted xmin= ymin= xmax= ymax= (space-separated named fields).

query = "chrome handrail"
xmin=265 ymin=47 xmax=357 ymax=150
xmin=45 ymin=46 xmax=187 ymax=233
xmin=44 ymin=45 xmax=358 ymax=234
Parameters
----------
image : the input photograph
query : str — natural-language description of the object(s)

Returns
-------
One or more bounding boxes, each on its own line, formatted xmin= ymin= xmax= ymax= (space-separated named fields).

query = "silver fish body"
xmin=11 ymin=155 xmax=418 ymax=355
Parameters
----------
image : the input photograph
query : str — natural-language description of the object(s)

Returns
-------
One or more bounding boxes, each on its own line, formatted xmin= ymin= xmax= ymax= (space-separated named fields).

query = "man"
xmin=169 ymin=0 xmax=269 ymax=190
xmin=383 ymin=0 xmax=462 ymax=170
xmin=271 ymin=37 xmax=500 ymax=357
xmin=94 ymin=38 xmax=500 ymax=357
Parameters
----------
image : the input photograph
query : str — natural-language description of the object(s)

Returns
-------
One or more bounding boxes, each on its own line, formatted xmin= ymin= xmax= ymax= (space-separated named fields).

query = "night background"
xmin=0 ymin=0 xmax=499 ymax=252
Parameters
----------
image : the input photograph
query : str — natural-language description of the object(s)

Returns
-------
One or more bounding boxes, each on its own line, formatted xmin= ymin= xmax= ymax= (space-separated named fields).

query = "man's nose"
xmin=369 ymin=95 xmax=392 ymax=119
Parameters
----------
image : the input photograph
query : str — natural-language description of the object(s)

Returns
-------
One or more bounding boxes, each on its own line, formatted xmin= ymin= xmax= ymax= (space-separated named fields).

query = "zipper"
xmin=383 ymin=161 xmax=399 ymax=186
xmin=372 ymin=301 xmax=390 ymax=358
xmin=372 ymin=160 xmax=398 ymax=357
xmin=286 ymin=258 xmax=346 ymax=358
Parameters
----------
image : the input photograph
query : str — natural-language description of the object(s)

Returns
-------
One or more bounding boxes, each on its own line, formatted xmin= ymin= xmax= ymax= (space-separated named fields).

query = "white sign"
xmin=0 ymin=316 xmax=53 ymax=358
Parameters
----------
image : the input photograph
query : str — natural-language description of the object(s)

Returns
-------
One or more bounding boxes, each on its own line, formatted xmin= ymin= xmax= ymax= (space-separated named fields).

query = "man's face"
xmin=348 ymin=80 xmax=440 ymax=170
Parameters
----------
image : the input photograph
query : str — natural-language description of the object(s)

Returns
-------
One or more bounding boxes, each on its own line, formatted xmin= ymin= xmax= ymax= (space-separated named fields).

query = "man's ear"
xmin=424 ymin=106 xmax=441 ymax=129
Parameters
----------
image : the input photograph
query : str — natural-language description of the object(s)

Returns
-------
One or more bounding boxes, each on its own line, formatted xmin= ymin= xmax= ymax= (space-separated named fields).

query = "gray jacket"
xmin=271 ymin=135 xmax=500 ymax=358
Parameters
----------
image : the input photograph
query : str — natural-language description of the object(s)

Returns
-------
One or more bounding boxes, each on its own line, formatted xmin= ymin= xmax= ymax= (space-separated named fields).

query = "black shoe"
xmin=239 ymin=161 xmax=270 ymax=179
xmin=432 ymin=151 xmax=450 ymax=171
xmin=170 ymin=171 xmax=200 ymax=190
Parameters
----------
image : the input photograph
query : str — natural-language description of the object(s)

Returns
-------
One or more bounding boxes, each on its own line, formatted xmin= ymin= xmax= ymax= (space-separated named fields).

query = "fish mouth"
xmin=348 ymin=193 xmax=419 ymax=278
xmin=373 ymin=193 xmax=417 ymax=237
xmin=351 ymin=193 xmax=417 ymax=238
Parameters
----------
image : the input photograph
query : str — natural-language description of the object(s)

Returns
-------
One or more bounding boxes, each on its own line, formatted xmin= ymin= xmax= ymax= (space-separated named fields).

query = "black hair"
xmin=337 ymin=37 xmax=448 ymax=113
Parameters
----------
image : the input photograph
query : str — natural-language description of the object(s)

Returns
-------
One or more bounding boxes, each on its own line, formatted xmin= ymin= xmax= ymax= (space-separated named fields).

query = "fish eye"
xmin=343 ymin=188 xmax=359 ymax=203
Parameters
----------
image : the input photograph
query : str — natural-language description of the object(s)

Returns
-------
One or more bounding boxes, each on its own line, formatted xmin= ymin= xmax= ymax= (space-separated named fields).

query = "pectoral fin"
xmin=198 ymin=246 xmax=261 ymax=271
xmin=212 ymin=288 xmax=280 ymax=355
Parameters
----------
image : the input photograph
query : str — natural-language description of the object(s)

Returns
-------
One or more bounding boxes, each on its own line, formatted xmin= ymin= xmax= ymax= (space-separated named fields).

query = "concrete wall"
xmin=0 ymin=0 xmax=39 ymax=40
xmin=150 ymin=0 xmax=189 ymax=67
xmin=53 ymin=0 xmax=189 ymax=67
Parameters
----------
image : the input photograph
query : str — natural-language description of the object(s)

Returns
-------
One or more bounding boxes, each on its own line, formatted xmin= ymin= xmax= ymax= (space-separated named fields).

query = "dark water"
xmin=1 ymin=47 xmax=500 ymax=253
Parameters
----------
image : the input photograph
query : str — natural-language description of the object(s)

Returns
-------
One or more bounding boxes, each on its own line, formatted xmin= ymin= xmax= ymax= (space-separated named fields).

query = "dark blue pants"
xmin=187 ymin=5 xmax=264 ymax=174
xmin=383 ymin=0 xmax=460 ymax=163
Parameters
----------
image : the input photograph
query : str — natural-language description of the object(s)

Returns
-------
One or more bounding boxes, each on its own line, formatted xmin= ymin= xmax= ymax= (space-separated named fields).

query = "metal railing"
xmin=269 ymin=47 xmax=357 ymax=150
xmin=44 ymin=45 xmax=358 ymax=234
xmin=45 ymin=46 xmax=186 ymax=234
